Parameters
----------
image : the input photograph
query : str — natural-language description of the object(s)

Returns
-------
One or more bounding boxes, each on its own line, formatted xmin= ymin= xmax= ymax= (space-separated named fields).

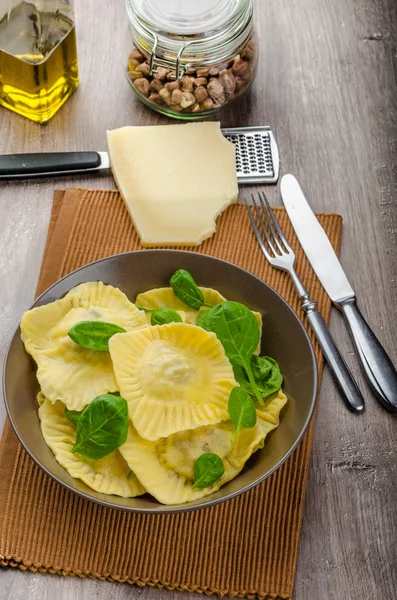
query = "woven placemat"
xmin=0 ymin=189 xmax=342 ymax=599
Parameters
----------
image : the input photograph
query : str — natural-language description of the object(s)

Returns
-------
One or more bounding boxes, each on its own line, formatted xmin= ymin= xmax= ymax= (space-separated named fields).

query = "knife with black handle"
xmin=281 ymin=174 xmax=397 ymax=412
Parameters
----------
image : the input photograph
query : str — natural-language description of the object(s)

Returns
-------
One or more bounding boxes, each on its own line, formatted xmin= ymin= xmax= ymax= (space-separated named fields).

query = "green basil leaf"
xmin=250 ymin=355 xmax=273 ymax=380
xmin=233 ymin=356 xmax=283 ymax=400
xmin=68 ymin=321 xmax=126 ymax=351
xmin=196 ymin=309 xmax=211 ymax=329
xmin=72 ymin=394 xmax=129 ymax=460
xmin=65 ymin=408 xmax=83 ymax=426
xmin=170 ymin=269 xmax=213 ymax=310
xmin=150 ymin=307 xmax=183 ymax=326
xmin=201 ymin=301 xmax=264 ymax=404
xmin=257 ymin=357 xmax=283 ymax=397
xmin=135 ymin=304 xmax=155 ymax=313
xmin=228 ymin=387 xmax=257 ymax=442
xmin=192 ymin=453 xmax=225 ymax=489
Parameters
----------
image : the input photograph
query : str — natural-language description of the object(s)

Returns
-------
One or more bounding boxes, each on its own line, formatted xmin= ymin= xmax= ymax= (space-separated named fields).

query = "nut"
xmin=129 ymin=48 xmax=145 ymax=64
xmin=128 ymin=57 xmax=140 ymax=70
xmin=171 ymin=88 xmax=183 ymax=105
xmin=194 ymin=85 xmax=208 ymax=103
xmin=207 ymin=79 xmax=225 ymax=107
xmin=219 ymin=69 xmax=236 ymax=96
xmin=190 ymin=103 xmax=201 ymax=113
xmin=241 ymin=39 xmax=255 ymax=60
xmin=129 ymin=71 xmax=143 ymax=81
xmin=159 ymin=87 xmax=172 ymax=105
xmin=136 ymin=62 xmax=151 ymax=77
xmin=232 ymin=59 xmax=249 ymax=78
xmin=194 ymin=77 xmax=208 ymax=88
xmin=201 ymin=97 xmax=214 ymax=110
xmin=208 ymin=62 xmax=231 ymax=76
xmin=149 ymin=78 xmax=164 ymax=92
xmin=180 ymin=91 xmax=196 ymax=108
xmin=196 ymin=67 xmax=210 ymax=78
xmin=234 ymin=76 xmax=246 ymax=91
xmin=134 ymin=78 xmax=150 ymax=97
xmin=154 ymin=66 xmax=169 ymax=81
xmin=148 ymin=93 xmax=162 ymax=104
xmin=181 ymin=75 xmax=194 ymax=92
xmin=165 ymin=81 xmax=180 ymax=91
xmin=170 ymin=104 xmax=182 ymax=112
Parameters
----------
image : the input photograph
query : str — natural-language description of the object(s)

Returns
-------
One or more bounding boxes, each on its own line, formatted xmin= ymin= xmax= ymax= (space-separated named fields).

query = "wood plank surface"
xmin=0 ymin=0 xmax=396 ymax=599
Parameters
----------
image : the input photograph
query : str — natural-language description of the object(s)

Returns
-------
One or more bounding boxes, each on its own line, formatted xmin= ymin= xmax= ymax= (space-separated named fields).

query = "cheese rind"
xmin=107 ymin=122 xmax=238 ymax=246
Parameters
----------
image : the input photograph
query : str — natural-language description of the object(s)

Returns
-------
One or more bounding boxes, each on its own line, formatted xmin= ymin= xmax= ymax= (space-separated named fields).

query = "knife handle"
xmin=338 ymin=298 xmax=397 ymax=412
xmin=302 ymin=300 xmax=365 ymax=412
xmin=0 ymin=152 xmax=101 ymax=178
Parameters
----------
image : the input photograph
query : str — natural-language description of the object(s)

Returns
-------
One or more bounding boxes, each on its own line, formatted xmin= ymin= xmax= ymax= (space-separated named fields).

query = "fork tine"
xmin=257 ymin=191 xmax=286 ymax=254
xmin=245 ymin=196 xmax=273 ymax=261
xmin=251 ymin=193 xmax=278 ymax=256
xmin=260 ymin=191 xmax=292 ymax=253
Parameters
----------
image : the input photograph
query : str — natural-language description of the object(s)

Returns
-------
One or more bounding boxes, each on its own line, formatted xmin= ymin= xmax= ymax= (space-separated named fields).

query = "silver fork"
xmin=246 ymin=191 xmax=365 ymax=413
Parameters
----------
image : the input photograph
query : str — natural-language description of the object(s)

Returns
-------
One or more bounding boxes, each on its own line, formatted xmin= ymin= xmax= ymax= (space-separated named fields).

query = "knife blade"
xmin=281 ymin=174 xmax=397 ymax=412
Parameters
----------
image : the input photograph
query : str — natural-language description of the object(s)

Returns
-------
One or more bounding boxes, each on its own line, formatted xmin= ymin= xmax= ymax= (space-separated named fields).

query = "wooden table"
xmin=1 ymin=1 xmax=396 ymax=598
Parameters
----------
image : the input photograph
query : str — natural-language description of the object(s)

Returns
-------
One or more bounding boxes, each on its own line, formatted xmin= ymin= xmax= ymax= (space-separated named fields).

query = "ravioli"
xmin=135 ymin=286 xmax=227 ymax=325
xmin=135 ymin=286 xmax=262 ymax=353
xmin=21 ymin=283 xmax=148 ymax=411
xmin=21 ymin=281 xmax=145 ymax=361
xmin=109 ymin=322 xmax=237 ymax=441
xmin=119 ymin=389 xmax=288 ymax=504
xmin=39 ymin=396 xmax=145 ymax=498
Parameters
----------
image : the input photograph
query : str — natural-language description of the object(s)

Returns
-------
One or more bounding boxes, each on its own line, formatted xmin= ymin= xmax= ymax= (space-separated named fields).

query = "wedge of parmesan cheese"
xmin=107 ymin=122 xmax=238 ymax=246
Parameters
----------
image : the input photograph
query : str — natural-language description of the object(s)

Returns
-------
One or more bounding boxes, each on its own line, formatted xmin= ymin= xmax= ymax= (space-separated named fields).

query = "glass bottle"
xmin=125 ymin=0 xmax=258 ymax=119
xmin=0 ymin=0 xmax=79 ymax=123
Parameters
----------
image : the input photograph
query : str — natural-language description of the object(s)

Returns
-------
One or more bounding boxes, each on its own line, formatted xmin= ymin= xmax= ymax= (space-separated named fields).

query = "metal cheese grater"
xmin=223 ymin=126 xmax=279 ymax=184
xmin=0 ymin=126 xmax=280 ymax=182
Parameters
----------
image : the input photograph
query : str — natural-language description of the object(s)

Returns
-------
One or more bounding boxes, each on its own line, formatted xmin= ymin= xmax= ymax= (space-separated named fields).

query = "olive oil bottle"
xmin=0 ymin=1 xmax=78 ymax=123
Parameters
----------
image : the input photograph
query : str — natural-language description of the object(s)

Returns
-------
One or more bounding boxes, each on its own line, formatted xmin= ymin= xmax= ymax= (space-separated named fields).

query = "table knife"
xmin=280 ymin=174 xmax=397 ymax=412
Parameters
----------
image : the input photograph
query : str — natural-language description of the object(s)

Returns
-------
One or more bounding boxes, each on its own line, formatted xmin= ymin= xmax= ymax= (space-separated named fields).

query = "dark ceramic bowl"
xmin=3 ymin=250 xmax=317 ymax=513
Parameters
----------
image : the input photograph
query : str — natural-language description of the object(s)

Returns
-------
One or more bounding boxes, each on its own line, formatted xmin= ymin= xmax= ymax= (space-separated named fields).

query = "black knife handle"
xmin=0 ymin=152 xmax=101 ymax=178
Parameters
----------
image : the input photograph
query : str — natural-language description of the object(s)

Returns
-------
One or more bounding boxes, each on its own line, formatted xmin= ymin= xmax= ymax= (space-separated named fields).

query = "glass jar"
xmin=125 ymin=0 xmax=258 ymax=119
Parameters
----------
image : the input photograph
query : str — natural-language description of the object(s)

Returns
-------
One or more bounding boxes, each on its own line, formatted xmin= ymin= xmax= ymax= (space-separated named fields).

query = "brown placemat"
xmin=0 ymin=189 xmax=343 ymax=600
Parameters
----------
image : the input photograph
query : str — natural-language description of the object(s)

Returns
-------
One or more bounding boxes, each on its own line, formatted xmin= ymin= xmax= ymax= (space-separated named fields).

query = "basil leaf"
xmin=170 ymin=269 xmax=213 ymax=310
xmin=150 ymin=307 xmax=182 ymax=326
xmin=68 ymin=321 xmax=126 ymax=351
xmin=257 ymin=357 xmax=283 ymax=397
xmin=135 ymin=304 xmax=155 ymax=313
xmin=72 ymin=394 xmax=129 ymax=460
xmin=65 ymin=408 xmax=83 ymax=426
xmin=234 ymin=356 xmax=283 ymax=400
xmin=196 ymin=309 xmax=211 ymax=329
xmin=201 ymin=301 xmax=264 ymax=404
xmin=192 ymin=453 xmax=225 ymax=489
xmin=228 ymin=387 xmax=257 ymax=442
xmin=250 ymin=355 xmax=273 ymax=380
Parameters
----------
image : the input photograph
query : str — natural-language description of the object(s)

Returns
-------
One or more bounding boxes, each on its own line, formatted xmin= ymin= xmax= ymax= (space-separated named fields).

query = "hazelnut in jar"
xmin=125 ymin=0 xmax=258 ymax=119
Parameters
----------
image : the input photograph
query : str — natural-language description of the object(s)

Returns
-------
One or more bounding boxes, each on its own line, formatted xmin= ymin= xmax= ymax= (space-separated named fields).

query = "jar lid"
xmin=127 ymin=0 xmax=253 ymax=75
xmin=130 ymin=0 xmax=246 ymax=36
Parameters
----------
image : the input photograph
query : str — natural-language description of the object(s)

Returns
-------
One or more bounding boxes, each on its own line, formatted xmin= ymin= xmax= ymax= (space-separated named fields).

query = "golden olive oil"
xmin=0 ymin=1 xmax=78 ymax=123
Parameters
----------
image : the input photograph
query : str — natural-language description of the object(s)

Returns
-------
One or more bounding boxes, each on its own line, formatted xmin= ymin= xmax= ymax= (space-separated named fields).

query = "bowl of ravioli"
xmin=3 ymin=250 xmax=317 ymax=513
